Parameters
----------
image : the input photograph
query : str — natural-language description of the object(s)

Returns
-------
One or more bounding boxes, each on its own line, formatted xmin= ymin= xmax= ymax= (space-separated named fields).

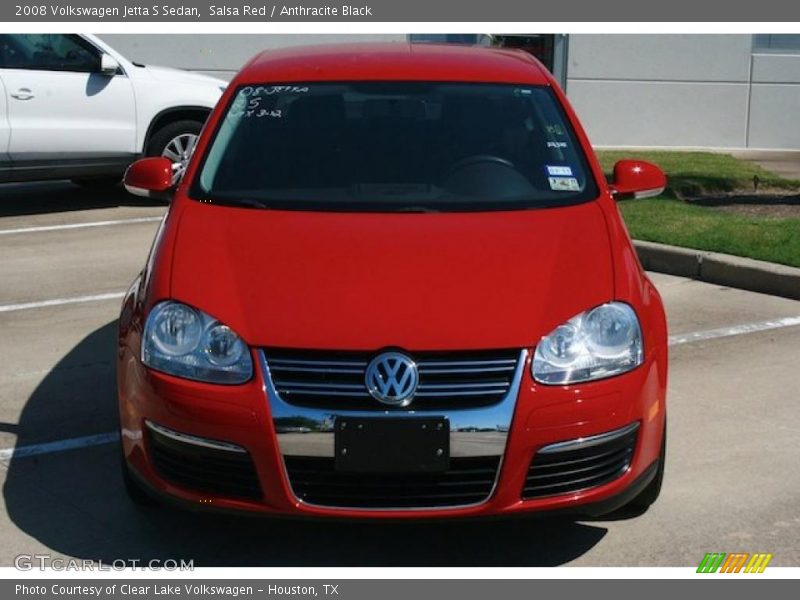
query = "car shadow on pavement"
xmin=687 ymin=192 xmax=800 ymax=218
xmin=3 ymin=321 xmax=610 ymax=566
xmin=0 ymin=181 xmax=164 ymax=217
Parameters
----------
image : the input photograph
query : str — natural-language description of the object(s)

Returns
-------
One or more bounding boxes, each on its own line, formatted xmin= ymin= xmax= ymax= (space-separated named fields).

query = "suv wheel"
xmin=146 ymin=119 xmax=204 ymax=185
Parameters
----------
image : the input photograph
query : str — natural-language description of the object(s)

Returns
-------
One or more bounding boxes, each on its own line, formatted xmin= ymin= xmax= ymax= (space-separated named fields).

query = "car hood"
xmin=143 ymin=64 xmax=227 ymax=88
xmin=169 ymin=201 xmax=615 ymax=350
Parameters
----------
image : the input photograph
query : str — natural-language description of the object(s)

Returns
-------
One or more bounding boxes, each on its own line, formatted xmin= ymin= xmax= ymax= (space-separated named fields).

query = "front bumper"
xmin=118 ymin=345 xmax=667 ymax=519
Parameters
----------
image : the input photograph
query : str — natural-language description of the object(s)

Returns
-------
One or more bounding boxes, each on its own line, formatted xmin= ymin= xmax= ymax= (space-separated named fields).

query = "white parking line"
xmin=0 ymin=292 xmax=125 ymax=313
xmin=0 ymin=432 xmax=119 ymax=461
xmin=0 ymin=216 xmax=162 ymax=236
xmin=1 ymin=314 xmax=799 ymax=462
xmin=668 ymin=315 xmax=800 ymax=346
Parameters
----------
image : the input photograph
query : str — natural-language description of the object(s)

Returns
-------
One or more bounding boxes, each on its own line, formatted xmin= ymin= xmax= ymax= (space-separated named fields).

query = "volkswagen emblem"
xmin=365 ymin=352 xmax=419 ymax=407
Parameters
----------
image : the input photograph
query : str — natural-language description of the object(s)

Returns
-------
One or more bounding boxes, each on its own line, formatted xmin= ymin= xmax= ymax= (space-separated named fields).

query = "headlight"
xmin=142 ymin=301 xmax=252 ymax=384
xmin=532 ymin=302 xmax=643 ymax=385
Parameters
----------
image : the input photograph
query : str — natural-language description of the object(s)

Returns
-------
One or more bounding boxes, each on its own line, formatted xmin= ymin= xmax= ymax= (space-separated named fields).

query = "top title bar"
xmin=4 ymin=0 xmax=800 ymax=22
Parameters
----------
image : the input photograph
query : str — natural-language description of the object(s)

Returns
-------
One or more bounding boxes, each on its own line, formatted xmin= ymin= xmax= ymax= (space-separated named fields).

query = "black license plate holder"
xmin=334 ymin=417 xmax=449 ymax=473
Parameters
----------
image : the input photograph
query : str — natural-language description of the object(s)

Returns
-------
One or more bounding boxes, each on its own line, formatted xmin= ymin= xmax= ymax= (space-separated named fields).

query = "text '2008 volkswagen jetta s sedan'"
xmin=118 ymin=43 xmax=668 ymax=519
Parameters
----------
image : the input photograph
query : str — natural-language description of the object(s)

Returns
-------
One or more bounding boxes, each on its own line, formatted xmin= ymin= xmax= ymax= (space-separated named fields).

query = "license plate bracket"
xmin=334 ymin=417 xmax=449 ymax=473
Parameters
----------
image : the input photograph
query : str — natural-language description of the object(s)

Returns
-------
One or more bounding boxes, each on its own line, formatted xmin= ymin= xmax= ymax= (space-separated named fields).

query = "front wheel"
xmin=146 ymin=119 xmax=203 ymax=186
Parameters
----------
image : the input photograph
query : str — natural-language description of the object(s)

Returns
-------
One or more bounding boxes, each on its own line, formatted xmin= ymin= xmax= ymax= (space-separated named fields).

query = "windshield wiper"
xmin=212 ymin=197 xmax=271 ymax=209
xmin=389 ymin=206 xmax=441 ymax=213
xmin=202 ymin=196 xmax=443 ymax=212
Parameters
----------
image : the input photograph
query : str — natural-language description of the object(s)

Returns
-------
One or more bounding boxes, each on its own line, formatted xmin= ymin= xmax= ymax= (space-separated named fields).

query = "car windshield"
xmin=193 ymin=82 xmax=598 ymax=211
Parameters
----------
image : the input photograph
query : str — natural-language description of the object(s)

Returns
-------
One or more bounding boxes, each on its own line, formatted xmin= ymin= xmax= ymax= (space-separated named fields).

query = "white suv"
xmin=0 ymin=33 xmax=225 ymax=187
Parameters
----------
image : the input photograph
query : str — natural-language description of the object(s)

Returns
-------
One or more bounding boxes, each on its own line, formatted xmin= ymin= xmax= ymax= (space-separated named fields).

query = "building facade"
xmin=100 ymin=33 xmax=800 ymax=151
xmin=566 ymin=34 xmax=800 ymax=150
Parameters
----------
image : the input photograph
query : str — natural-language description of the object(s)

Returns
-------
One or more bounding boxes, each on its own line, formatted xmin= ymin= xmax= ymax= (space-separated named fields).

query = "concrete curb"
xmin=633 ymin=240 xmax=800 ymax=301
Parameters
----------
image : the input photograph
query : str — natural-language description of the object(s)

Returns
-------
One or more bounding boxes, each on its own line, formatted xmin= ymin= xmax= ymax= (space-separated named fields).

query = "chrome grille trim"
xmin=145 ymin=421 xmax=261 ymax=499
xmin=537 ymin=422 xmax=640 ymax=454
xmin=259 ymin=349 xmax=527 ymax=510
xmin=416 ymin=358 xmax=517 ymax=367
xmin=415 ymin=389 xmax=509 ymax=397
xmin=145 ymin=420 xmax=247 ymax=454
xmin=269 ymin=359 xmax=368 ymax=368
xmin=523 ymin=422 xmax=639 ymax=500
xmin=265 ymin=348 xmax=521 ymax=410
xmin=277 ymin=381 xmax=366 ymax=389
xmin=416 ymin=381 xmax=510 ymax=389
xmin=276 ymin=389 xmax=372 ymax=397
xmin=418 ymin=366 xmax=516 ymax=374
xmin=269 ymin=366 xmax=365 ymax=374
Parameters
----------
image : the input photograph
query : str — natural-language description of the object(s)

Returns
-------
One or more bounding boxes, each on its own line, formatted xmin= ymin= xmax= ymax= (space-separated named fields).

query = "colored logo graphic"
xmin=697 ymin=553 xmax=773 ymax=573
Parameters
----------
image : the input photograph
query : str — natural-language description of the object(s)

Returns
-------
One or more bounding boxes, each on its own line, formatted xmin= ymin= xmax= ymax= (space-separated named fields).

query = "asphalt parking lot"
xmin=1 ymin=181 xmax=799 ymax=567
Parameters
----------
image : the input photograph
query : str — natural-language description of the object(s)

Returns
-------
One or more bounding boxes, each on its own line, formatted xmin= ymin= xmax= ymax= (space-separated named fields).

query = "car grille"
xmin=284 ymin=456 xmax=501 ymax=508
xmin=523 ymin=423 xmax=639 ymax=499
xmin=264 ymin=348 xmax=521 ymax=410
xmin=147 ymin=424 xmax=262 ymax=500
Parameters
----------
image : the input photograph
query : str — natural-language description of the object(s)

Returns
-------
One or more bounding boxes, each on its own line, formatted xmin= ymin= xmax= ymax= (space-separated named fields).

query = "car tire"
xmin=625 ymin=421 xmax=666 ymax=511
xmin=146 ymin=119 xmax=204 ymax=184
xmin=120 ymin=449 xmax=159 ymax=507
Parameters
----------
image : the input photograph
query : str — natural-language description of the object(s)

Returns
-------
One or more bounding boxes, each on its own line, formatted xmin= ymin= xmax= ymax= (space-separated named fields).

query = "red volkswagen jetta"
xmin=118 ymin=43 xmax=668 ymax=518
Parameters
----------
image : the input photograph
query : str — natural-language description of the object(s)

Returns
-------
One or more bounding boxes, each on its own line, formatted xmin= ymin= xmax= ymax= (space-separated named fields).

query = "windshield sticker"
xmin=545 ymin=124 xmax=565 ymax=136
xmin=227 ymin=94 xmax=285 ymax=119
xmin=546 ymin=165 xmax=573 ymax=176
xmin=240 ymin=85 xmax=309 ymax=96
xmin=226 ymin=85 xmax=310 ymax=120
xmin=254 ymin=108 xmax=283 ymax=118
xmin=546 ymin=141 xmax=568 ymax=149
xmin=548 ymin=176 xmax=581 ymax=192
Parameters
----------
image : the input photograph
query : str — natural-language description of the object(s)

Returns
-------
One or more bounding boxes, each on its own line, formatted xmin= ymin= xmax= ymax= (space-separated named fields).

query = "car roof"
xmin=235 ymin=43 xmax=551 ymax=85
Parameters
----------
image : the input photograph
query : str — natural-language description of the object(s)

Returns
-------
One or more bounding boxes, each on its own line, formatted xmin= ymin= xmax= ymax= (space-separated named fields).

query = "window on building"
xmin=408 ymin=34 xmax=492 ymax=46
xmin=408 ymin=34 xmax=559 ymax=74
xmin=753 ymin=35 xmax=800 ymax=53
xmin=491 ymin=35 xmax=557 ymax=72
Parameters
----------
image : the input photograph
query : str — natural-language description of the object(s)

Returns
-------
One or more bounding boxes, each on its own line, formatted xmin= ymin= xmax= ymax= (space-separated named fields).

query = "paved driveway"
xmin=1 ymin=182 xmax=799 ymax=566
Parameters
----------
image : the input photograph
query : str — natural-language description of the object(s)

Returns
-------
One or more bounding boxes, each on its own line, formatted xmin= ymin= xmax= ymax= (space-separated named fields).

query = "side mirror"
xmin=99 ymin=53 xmax=121 ymax=75
xmin=610 ymin=160 xmax=666 ymax=200
xmin=124 ymin=157 xmax=174 ymax=199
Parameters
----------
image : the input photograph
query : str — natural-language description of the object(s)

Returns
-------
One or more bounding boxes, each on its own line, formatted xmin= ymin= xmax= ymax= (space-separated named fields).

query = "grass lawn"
xmin=594 ymin=150 xmax=800 ymax=268
xmin=596 ymin=150 xmax=800 ymax=196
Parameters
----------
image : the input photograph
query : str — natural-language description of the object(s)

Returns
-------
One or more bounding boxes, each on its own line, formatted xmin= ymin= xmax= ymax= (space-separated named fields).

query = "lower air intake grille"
xmin=523 ymin=423 xmax=639 ymax=499
xmin=147 ymin=424 xmax=262 ymax=500
xmin=284 ymin=456 xmax=500 ymax=508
